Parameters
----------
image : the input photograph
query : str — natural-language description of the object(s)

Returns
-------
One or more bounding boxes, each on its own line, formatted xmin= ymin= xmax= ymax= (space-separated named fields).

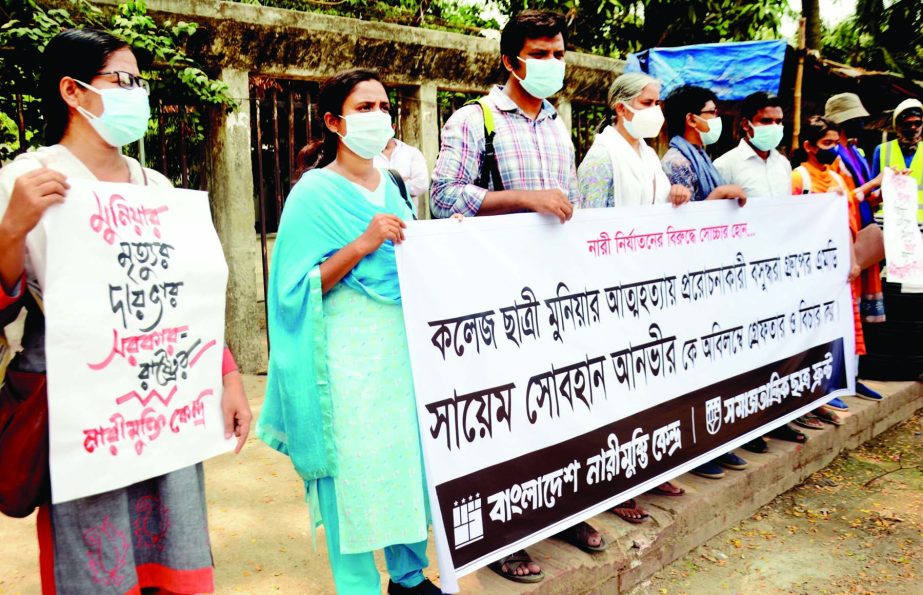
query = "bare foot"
xmin=500 ymin=550 xmax=541 ymax=576
xmin=611 ymin=500 xmax=650 ymax=523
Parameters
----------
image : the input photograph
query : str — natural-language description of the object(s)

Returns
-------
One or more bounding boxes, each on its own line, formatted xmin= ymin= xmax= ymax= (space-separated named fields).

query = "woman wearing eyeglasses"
xmin=0 ymin=28 xmax=251 ymax=594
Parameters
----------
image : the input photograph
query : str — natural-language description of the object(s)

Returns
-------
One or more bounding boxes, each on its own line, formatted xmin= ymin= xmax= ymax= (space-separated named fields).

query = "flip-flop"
xmin=768 ymin=424 xmax=808 ymax=443
xmin=611 ymin=499 xmax=650 ymax=524
xmin=793 ymin=415 xmax=825 ymax=430
xmin=814 ymin=407 xmax=843 ymax=426
xmin=556 ymin=521 xmax=609 ymax=553
xmin=488 ymin=550 xmax=545 ymax=584
xmin=650 ymin=481 xmax=686 ymax=496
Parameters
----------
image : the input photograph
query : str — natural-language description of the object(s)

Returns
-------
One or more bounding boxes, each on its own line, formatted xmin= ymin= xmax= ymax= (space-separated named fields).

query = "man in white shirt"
xmin=714 ymin=91 xmax=810 ymax=451
xmin=373 ymin=137 xmax=430 ymax=199
xmin=714 ymin=92 xmax=792 ymax=198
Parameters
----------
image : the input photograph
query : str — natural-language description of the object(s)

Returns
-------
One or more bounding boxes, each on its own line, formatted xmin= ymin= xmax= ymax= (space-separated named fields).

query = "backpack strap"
xmin=469 ymin=97 xmax=504 ymax=192
xmin=795 ymin=165 xmax=812 ymax=194
xmin=386 ymin=169 xmax=417 ymax=220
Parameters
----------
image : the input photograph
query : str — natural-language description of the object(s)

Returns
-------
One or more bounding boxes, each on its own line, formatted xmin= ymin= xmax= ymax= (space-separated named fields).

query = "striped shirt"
xmin=430 ymin=86 xmax=579 ymax=218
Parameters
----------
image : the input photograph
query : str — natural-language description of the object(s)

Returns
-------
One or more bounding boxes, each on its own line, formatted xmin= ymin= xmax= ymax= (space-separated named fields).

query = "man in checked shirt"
xmin=430 ymin=10 xmax=577 ymax=223
xmin=430 ymin=9 xmax=602 ymax=586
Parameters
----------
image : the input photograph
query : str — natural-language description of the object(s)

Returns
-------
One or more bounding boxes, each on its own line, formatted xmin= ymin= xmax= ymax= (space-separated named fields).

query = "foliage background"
xmin=0 ymin=0 xmax=235 ymax=162
xmin=822 ymin=0 xmax=923 ymax=80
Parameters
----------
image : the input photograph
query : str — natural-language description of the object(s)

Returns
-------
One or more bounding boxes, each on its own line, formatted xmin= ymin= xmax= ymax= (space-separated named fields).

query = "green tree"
xmin=822 ymin=0 xmax=923 ymax=79
xmin=802 ymin=0 xmax=821 ymax=50
xmin=235 ymin=0 xmax=789 ymax=58
xmin=0 ymin=0 xmax=236 ymax=161
xmin=493 ymin=0 xmax=789 ymax=57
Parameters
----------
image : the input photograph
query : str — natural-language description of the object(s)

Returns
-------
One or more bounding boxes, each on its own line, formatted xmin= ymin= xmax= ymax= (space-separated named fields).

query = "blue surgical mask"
xmin=697 ymin=115 xmax=722 ymax=146
xmin=76 ymin=81 xmax=150 ymax=147
xmin=514 ymin=57 xmax=566 ymax=99
xmin=338 ymin=111 xmax=394 ymax=159
xmin=749 ymin=123 xmax=784 ymax=152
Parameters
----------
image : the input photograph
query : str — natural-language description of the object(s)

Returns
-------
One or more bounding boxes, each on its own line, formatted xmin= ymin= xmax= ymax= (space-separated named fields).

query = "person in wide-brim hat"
xmin=825 ymin=92 xmax=871 ymax=125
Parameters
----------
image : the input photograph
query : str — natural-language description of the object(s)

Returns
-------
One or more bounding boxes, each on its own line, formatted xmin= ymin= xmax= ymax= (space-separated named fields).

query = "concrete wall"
xmin=95 ymin=0 xmax=625 ymax=373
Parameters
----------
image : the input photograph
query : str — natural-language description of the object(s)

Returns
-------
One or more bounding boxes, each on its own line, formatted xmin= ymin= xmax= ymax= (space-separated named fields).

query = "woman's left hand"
xmin=221 ymin=370 xmax=252 ymax=454
xmin=668 ymin=184 xmax=691 ymax=207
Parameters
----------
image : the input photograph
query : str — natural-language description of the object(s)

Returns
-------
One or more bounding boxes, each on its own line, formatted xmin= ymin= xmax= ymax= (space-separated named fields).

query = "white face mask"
xmin=75 ymin=80 xmax=150 ymax=147
xmin=621 ymin=103 xmax=665 ymax=139
xmin=337 ymin=111 xmax=394 ymax=159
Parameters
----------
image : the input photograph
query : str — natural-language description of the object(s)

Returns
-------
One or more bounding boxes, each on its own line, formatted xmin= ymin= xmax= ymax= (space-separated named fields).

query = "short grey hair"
xmin=607 ymin=72 xmax=660 ymax=117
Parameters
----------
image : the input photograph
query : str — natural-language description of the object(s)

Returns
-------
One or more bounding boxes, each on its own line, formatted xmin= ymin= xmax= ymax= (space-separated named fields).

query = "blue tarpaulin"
xmin=626 ymin=40 xmax=787 ymax=101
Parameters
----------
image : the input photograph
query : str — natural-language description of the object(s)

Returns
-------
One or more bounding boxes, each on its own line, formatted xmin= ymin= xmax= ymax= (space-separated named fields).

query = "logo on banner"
xmin=452 ymin=494 xmax=483 ymax=549
xmin=705 ymin=397 xmax=723 ymax=435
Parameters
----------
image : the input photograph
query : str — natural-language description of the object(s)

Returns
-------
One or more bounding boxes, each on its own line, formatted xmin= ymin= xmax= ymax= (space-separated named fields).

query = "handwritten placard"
xmin=882 ymin=169 xmax=923 ymax=285
xmin=395 ymin=195 xmax=856 ymax=592
xmin=42 ymin=178 xmax=232 ymax=504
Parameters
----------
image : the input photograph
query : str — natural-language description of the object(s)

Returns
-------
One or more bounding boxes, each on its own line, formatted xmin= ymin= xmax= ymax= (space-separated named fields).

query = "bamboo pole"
xmin=792 ymin=18 xmax=807 ymax=149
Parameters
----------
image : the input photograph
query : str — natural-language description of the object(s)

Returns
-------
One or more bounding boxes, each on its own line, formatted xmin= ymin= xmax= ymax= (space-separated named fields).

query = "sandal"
xmin=793 ymin=415 xmax=825 ymax=430
xmin=611 ymin=499 xmax=650 ymax=524
xmin=556 ymin=521 xmax=609 ymax=553
xmin=741 ymin=437 xmax=769 ymax=454
xmin=650 ymin=481 xmax=685 ymax=496
xmin=768 ymin=424 xmax=808 ymax=443
xmin=488 ymin=550 xmax=545 ymax=584
xmin=813 ymin=407 xmax=843 ymax=426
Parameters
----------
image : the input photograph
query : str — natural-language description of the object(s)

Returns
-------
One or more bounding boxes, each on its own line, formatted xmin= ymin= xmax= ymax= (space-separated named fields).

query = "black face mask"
xmin=815 ymin=147 xmax=838 ymax=165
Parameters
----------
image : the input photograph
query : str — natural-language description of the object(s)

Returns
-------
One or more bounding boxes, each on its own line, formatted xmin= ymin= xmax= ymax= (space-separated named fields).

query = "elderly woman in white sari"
xmin=576 ymin=72 xmax=690 ymax=524
xmin=578 ymin=73 xmax=690 ymax=208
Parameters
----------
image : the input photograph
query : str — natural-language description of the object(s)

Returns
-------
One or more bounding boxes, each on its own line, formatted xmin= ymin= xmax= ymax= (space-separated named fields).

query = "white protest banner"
xmin=395 ymin=195 xmax=856 ymax=592
xmin=882 ymin=169 xmax=923 ymax=285
xmin=42 ymin=178 xmax=232 ymax=504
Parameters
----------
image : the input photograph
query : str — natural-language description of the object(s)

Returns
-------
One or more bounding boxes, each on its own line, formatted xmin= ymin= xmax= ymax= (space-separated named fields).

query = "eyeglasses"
xmin=898 ymin=119 xmax=922 ymax=129
xmin=94 ymin=71 xmax=150 ymax=93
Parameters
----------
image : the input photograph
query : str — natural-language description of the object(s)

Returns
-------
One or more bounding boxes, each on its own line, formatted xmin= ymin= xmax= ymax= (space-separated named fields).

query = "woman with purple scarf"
xmin=823 ymin=93 xmax=887 ymax=403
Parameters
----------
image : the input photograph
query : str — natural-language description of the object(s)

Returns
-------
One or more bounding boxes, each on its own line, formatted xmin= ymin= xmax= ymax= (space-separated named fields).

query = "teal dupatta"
xmin=256 ymin=168 xmax=411 ymax=481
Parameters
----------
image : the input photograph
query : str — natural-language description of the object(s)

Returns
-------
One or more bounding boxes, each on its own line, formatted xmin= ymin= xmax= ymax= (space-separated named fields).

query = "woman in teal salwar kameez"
xmin=256 ymin=69 xmax=442 ymax=595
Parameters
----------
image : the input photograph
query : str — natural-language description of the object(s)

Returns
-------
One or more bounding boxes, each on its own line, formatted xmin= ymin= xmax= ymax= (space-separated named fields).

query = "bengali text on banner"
xmin=395 ymin=195 xmax=857 ymax=592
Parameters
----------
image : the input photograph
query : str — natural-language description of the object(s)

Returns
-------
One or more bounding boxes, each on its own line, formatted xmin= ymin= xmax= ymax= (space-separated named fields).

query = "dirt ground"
xmin=2 ymin=377 xmax=921 ymax=595
xmin=645 ymin=412 xmax=923 ymax=595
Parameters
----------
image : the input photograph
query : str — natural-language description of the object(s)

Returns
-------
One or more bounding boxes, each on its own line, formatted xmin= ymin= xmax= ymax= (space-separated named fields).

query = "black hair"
xmin=790 ymin=115 xmax=837 ymax=166
xmin=662 ymin=85 xmax=718 ymax=138
xmin=802 ymin=115 xmax=837 ymax=146
xmin=296 ymin=68 xmax=384 ymax=173
xmin=740 ymin=91 xmax=783 ymax=122
xmin=39 ymin=28 xmax=131 ymax=145
xmin=500 ymin=10 xmax=568 ymax=63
